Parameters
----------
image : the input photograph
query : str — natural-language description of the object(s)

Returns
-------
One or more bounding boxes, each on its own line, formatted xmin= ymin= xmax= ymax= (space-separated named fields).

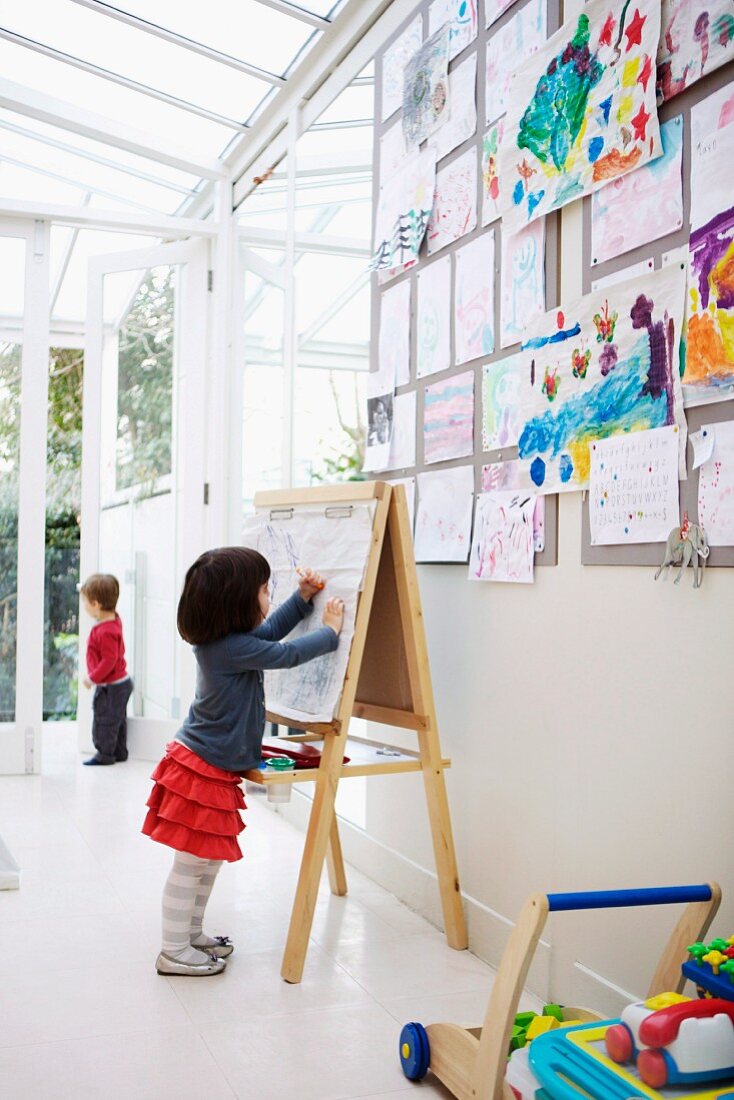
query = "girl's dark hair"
xmin=177 ymin=547 xmax=270 ymax=644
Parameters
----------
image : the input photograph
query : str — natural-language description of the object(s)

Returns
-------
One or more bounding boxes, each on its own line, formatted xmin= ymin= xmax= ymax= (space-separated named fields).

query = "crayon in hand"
xmin=296 ymin=567 xmax=325 ymax=590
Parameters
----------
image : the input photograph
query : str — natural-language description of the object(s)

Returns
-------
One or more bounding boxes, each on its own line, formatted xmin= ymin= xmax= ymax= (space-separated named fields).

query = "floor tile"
xmin=331 ymin=934 xmax=494 ymax=1000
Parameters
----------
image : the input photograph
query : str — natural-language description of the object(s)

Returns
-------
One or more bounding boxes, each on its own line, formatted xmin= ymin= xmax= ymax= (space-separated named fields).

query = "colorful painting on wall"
xmin=588 ymin=425 xmax=681 ymax=544
xmin=499 ymin=0 xmax=663 ymax=230
xmin=486 ymin=0 xmax=519 ymax=31
xmin=454 ymin=232 xmax=495 ymax=366
xmin=415 ymin=465 xmax=475 ymax=562
xmin=657 ymin=0 xmax=734 ymax=103
xmin=431 ymin=54 xmax=477 ymax=162
xmin=469 ymin=491 xmax=536 ymax=582
xmin=381 ymin=15 xmax=423 ymax=122
xmin=686 ymin=120 xmax=734 ymax=405
xmin=417 ymin=256 xmax=452 ymax=378
xmin=371 ymin=148 xmax=437 ymax=274
xmin=515 ymin=263 xmax=687 ymax=493
xmin=379 ymin=280 xmax=411 ymax=389
xmin=388 ymin=391 xmax=418 ymax=470
xmin=591 ymin=115 xmax=683 ymax=265
xmin=485 ymin=0 xmax=547 ymax=125
xmin=429 ymin=0 xmax=479 ymax=60
xmin=424 ymin=369 xmax=475 ymax=463
xmin=500 ymin=217 xmax=546 ymax=348
xmin=403 ymin=26 xmax=451 ymax=150
xmin=481 ymin=121 xmax=503 ymax=226
xmin=698 ymin=420 xmax=734 ymax=545
xmin=427 ymin=147 xmax=478 ymax=254
xmin=482 ymin=353 xmax=526 ymax=450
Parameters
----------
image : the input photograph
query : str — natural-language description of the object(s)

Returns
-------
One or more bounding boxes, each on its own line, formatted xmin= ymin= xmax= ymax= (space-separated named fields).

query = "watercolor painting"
xmin=485 ymin=0 xmax=547 ymax=124
xmin=427 ymin=148 xmax=478 ymax=255
xmin=381 ymin=15 xmax=423 ymax=122
xmin=417 ymin=256 xmax=451 ymax=378
xmin=685 ymin=121 xmax=734 ymax=405
xmin=691 ymin=81 xmax=734 ymax=151
xmin=415 ymin=465 xmax=475 ymax=561
xmin=482 ymin=353 xmax=526 ymax=450
xmin=500 ymin=218 xmax=546 ymax=348
xmin=588 ymin=425 xmax=681 ymax=544
xmin=657 ymin=0 xmax=734 ymax=102
xmin=469 ymin=491 xmax=536 ymax=582
xmin=431 ymin=54 xmax=477 ymax=162
xmin=387 ymin=391 xmax=417 ymax=470
xmin=379 ymin=280 xmax=411 ymax=389
xmin=486 ymin=0 xmax=519 ymax=31
xmin=591 ymin=115 xmax=683 ymax=265
xmin=482 ymin=121 xmax=503 ymax=226
xmin=698 ymin=420 xmax=734 ymax=545
xmin=515 ymin=264 xmax=687 ymax=494
xmin=371 ymin=148 xmax=437 ymax=273
xmin=500 ymin=0 xmax=663 ymax=230
xmin=454 ymin=232 xmax=495 ymax=366
xmin=424 ymin=369 xmax=475 ymax=463
xmin=403 ymin=25 xmax=451 ymax=150
xmin=429 ymin=0 xmax=479 ymax=60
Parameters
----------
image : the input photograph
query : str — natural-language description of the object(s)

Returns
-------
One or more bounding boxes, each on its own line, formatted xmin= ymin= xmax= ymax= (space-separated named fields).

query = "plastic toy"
xmin=606 ymin=995 xmax=734 ymax=1088
xmin=397 ymin=882 xmax=721 ymax=1099
xmin=654 ymin=512 xmax=709 ymax=588
xmin=684 ymin=936 xmax=734 ymax=1001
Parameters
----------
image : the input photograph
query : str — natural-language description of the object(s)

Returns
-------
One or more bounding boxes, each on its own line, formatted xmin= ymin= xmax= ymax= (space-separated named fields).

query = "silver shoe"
xmin=155 ymin=950 xmax=226 ymax=976
xmin=192 ymin=936 xmax=234 ymax=958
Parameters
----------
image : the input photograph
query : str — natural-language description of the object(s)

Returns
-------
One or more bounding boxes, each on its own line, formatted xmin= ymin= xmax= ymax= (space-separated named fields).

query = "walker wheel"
xmin=399 ymin=1022 xmax=430 ymax=1080
xmin=637 ymin=1049 xmax=669 ymax=1089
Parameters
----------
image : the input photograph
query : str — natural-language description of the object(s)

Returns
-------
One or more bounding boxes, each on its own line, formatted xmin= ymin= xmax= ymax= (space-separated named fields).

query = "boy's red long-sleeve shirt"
xmin=86 ymin=615 xmax=128 ymax=684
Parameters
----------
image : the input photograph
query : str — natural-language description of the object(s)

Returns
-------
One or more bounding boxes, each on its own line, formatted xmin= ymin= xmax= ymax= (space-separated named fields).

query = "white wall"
xmin=285 ymin=489 xmax=734 ymax=1014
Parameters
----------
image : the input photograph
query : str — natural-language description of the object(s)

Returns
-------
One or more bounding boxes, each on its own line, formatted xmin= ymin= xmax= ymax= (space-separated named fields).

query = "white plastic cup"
xmin=265 ymin=758 xmax=295 ymax=803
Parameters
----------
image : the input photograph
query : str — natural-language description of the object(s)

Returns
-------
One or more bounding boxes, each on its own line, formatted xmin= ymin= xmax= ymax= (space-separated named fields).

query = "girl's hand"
xmin=322 ymin=597 xmax=344 ymax=635
xmin=83 ymin=677 xmax=92 ymax=690
xmin=297 ymin=567 xmax=325 ymax=601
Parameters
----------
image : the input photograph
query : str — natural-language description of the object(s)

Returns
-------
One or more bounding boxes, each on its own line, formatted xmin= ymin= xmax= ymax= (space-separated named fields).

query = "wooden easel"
xmin=243 ymin=480 xmax=467 ymax=983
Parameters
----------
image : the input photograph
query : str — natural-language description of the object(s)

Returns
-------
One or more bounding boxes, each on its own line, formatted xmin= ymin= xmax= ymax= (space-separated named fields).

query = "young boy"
xmin=80 ymin=573 xmax=133 ymax=766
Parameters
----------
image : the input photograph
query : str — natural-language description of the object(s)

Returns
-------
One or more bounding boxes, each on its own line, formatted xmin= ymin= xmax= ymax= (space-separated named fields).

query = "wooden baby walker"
xmin=242 ymin=480 xmax=467 ymax=984
xmin=398 ymin=882 xmax=723 ymax=1099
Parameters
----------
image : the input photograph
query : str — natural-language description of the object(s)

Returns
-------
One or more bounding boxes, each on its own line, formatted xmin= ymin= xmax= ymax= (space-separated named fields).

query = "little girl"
xmin=143 ymin=546 xmax=344 ymax=977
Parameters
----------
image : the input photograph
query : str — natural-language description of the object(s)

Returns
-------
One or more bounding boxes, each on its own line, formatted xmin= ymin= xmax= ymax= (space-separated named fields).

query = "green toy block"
xmin=543 ymin=1004 xmax=564 ymax=1022
xmin=514 ymin=1011 xmax=537 ymax=1030
xmin=509 ymin=1025 xmax=527 ymax=1052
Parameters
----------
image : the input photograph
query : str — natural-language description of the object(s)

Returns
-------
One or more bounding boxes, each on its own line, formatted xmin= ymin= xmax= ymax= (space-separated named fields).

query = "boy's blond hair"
xmin=80 ymin=573 xmax=120 ymax=612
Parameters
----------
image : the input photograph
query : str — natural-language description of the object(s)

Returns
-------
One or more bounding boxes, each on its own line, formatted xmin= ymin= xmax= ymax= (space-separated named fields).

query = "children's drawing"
xmin=381 ymin=15 xmax=423 ymax=122
xmin=414 ymin=465 xmax=475 ymax=561
xmin=657 ymin=0 xmax=734 ymax=103
xmin=431 ymin=54 xmax=477 ymax=162
xmin=363 ymin=362 xmax=395 ymax=473
xmin=424 ymin=369 xmax=475 ymax=463
xmin=500 ymin=218 xmax=546 ymax=348
xmin=485 ymin=0 xmax=547 ymax=124
xmin=427 ymin=148 xmax=478 ymax=255
xmin=469 ymin=491 xmax=536 ymax=582
xmin=589 ymin=425 xmax=681 ymax=544
xmin=388 ymin=391 xmax=417 ymax=470
xmin=387 ymin=476 xmax=417 ymax=533
xmin=685 ymin=122 xmax=734 ymax=405
xmin=417 ymin=256 xmax=451 ymax=378
xmin=486 ymin=0 xmax=519 ymax=31
xmin=482 ymin=458 xmax=528 ymax=491
xmin=380 ymin=119 xmax=405 ymax=188
xmin=429 ymin=0 xmax=479 ymax=60
xmin=698 ymin=420 xmax=734 ymax=545
xmin=241 ymin=505 xmax=375 ymax=724
xmin=482 ymin=121 xmax=503 ymax=226
xmin=591 ymin=257 xmax=654 ymax=292
xmin=499 ymin=0 xmax=663 ymax=230
xmin=379 ymin=280 xmax=411 ymax=389
xmin=454 ymin=232 xmax=495 ymax=366
xmin=591 ymin=115 xmax=683 ymax=265
xmin=403 ymin=26 xmax=451 ymax=150
xmin=371 ymin=148 xmax=437 ymax=273
xmin=516 ymin=264 xmax=687 ymax=494
xmin=482 ymin=353 xmax=525 ymax=450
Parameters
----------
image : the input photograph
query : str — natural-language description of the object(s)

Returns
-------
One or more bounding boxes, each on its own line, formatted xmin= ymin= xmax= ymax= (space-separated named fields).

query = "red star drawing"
xmin=631 ymin=102 xmax=650 ymax=141
xmin=637 ymin=53 xmax=652 ymax=91
xmin=599 ymin=12 xmax=615 ymax=46
xmin=625 ymin=8 xmax=646 ymax=50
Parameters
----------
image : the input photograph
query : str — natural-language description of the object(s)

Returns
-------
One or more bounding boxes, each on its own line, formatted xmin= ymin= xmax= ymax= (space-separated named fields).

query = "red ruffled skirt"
xmin=142 ymin=741 xmax=246 ymax=861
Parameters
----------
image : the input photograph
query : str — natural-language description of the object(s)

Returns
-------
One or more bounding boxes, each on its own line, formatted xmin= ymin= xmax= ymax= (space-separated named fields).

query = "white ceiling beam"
xmin=0 ymin=197 xmax=218 ymax=236
xmin=0 ymin=118 xmax=198 ymax=196
xmin=232 ymin=0 xmax=403 ymax=208
xmin=51 ymin=193 xmax=91 ymax=312
xmin=238 ymin=225 xmax=368 ymax=257
xmin=254 ymin=0 xmax=329 ymax=30
xmin=68 ymin=0 xmax=286 ymax=87
xmin=0 ymin=152 xmax=165 ymax=213
xmin=0 ymin=30 xmax=248 ymax=133
xmin=0 ymin=76 xmax=225 ymax=179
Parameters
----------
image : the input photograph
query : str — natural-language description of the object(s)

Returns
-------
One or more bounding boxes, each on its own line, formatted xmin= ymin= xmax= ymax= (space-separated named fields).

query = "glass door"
xmin=0 ymin=219 xmax=50 ymax=775
xmin=80 ymin=239 xmax=208 ymax=759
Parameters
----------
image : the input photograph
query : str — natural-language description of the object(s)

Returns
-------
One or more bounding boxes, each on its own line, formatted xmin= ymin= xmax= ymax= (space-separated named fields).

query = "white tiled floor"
xmin=0 ymin=727 xmax=536 ymax=1099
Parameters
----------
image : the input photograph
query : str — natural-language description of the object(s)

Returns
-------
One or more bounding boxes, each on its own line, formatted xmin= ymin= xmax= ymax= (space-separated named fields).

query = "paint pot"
xmin=265 ymin=756 xmax=295 ymax=803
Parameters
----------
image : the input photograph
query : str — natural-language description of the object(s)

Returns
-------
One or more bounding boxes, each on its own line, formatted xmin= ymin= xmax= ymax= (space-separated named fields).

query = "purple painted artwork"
xmin=424 ymin=369 xmax=475 ymax=463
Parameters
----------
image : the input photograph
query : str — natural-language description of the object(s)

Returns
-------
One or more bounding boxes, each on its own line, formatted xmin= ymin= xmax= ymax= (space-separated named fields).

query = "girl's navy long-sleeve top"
xmin=176 ymin=592 xmax=338 ymax=772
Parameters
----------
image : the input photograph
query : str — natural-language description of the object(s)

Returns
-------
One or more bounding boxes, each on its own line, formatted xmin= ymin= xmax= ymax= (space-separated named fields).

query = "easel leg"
xmin=326 ymin=812 xmax=348 ymax=897
xmin=419 ymin=732 xmax=467 ymax=950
